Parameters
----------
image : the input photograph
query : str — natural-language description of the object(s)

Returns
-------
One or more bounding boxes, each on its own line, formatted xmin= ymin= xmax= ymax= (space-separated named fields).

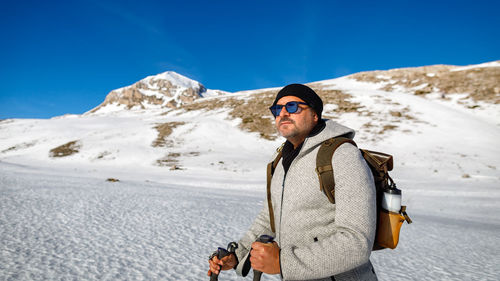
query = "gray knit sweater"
xmin=235 ymin=120 xmax=378 ymax=281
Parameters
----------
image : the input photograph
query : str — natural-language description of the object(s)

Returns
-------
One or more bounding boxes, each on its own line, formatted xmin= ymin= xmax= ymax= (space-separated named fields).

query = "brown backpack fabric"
xmin=266 ymin=137 xmax=411 ymax=250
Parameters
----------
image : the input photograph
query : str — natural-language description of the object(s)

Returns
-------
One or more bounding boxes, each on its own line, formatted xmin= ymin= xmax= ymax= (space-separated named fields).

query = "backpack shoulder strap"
xmin=315 ymin=137 xmax=357 ymax=204
xmin=266 ymin=143 xmax=284 ymax=233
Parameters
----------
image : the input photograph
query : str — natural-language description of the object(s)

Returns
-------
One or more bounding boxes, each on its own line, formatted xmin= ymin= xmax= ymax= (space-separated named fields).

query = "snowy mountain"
xmin=88 ymin=71 xmax=228 ymax=114
xmin=1 ymin=61 xmax=499 ymax=280
xmin=1 ymin=61 xmax=498 ymax=182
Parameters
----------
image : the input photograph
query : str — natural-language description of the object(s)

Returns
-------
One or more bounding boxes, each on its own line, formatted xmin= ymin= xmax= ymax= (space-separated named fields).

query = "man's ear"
xmin=313 ymin=112 xmax=319 ymax=122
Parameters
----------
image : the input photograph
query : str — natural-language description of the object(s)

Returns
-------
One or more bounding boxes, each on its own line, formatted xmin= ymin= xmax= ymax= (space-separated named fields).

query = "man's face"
xmin=274 ymin=96 xmax=318 ymax=145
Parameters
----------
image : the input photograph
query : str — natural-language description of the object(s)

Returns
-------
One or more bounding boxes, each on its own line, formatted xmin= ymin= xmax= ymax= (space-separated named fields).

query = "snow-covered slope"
xmin=1 ymin=62 xmax=498 ymax=187
xmin=1 ymin=61 xmax=499 ymax=280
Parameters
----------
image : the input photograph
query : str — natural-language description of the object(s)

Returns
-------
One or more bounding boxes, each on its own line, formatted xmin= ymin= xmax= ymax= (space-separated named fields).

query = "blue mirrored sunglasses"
xmin=269 ymin=101 xmax=309 ymax=117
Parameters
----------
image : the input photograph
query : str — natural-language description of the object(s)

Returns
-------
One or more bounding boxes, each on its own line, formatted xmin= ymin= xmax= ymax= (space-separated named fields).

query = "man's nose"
xmin=279 ymin=106 xmax=290 ymax=117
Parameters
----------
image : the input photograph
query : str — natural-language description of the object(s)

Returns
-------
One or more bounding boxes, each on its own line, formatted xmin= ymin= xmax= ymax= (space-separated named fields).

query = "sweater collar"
xmin=281 ymin=120 xmax=326 ymax=174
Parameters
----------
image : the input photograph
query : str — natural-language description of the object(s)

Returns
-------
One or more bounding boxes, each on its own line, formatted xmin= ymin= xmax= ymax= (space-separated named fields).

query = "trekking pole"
xmin=209 ymin=242 xmax=238 ymax=281
xmin=253 ymin=235 xmax=275 ymax=281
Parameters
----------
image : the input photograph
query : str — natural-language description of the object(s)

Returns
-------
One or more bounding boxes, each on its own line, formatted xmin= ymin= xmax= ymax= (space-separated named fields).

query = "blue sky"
xmin=1 ymin=0 xmax=498 ymax=119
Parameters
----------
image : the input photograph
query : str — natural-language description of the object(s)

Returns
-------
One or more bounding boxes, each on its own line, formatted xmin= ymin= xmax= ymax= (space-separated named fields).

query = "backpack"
xmin=266 ymin=137 xmax=412 ymax=250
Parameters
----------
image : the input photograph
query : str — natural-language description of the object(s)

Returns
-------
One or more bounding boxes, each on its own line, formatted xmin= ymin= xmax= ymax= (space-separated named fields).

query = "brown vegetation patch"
xmin=2 ymin=141 xmax=37 ymax=153
xmin=156 ymin=151 xmax=198 ymax=169
xmin=152 ymin=122 xmax=185 ymax=147
xmin=156 ymin=152 xmax=181 ymax=167
xmin=390 ymin=111 xmax=402 ymax=117
xmin=414 ymin=86 xmax=433 ymax=96
xmin=228 ymin=91 xmax=278 ymax=140
xmin=308 ymin=86 xmax=363 ymax=113
xmin=350 ymin=63 xmax=500 ymax=104
xmin=49 ymin=140 xmax=81 ymax=157
xmin=106 ymin=178 xmax=120 ymax=182
xmin=362 ymin=122 xmax=375 ymax=129
xmin=389 ymin=107 xmax=415 ymax=120
xmin=184 ymin=90 xmax=278 ymax=140
xmin=97 ymin=151 xmax=110 ymax=159
xmin=178 ymin=82 xmax=421 ymax=141
xmin=182 ymin=86 xmax=364 ymax=140
xmin=383 ymin=124 xmax=398 ymax=131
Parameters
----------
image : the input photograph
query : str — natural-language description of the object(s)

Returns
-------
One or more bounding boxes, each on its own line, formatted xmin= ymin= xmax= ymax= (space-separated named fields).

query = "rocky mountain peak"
xmin=88 ymin=71 xmax=224 ymax=113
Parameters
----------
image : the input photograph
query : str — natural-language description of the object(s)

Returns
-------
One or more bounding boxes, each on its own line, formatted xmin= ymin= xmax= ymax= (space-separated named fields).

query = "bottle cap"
xmin=385 ymin=188 xmax=401 ymax=195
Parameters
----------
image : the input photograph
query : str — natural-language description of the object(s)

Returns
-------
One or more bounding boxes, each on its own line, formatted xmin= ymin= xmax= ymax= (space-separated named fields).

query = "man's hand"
xmin=207 ymin=253 xmax=237 ymax=276
xmin=250 ymin=241 xmax=281 ymax=274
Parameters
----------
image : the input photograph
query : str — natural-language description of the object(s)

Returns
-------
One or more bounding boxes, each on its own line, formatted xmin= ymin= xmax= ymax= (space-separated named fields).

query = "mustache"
xmin=279 ymin=117 xmax=295 ymax=125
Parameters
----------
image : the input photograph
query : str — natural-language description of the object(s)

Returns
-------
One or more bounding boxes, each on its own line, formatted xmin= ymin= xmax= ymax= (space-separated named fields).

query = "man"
xmin=208 ymin=84 xmax=378 ymax=280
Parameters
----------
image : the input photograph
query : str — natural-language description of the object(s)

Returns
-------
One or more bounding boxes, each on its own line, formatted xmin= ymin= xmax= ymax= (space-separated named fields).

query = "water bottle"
xmin=381 ymin=187 xmax=402 ymax=213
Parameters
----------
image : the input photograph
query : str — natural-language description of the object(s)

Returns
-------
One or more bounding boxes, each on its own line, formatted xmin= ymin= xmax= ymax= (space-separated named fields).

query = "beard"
xmin=277 ymin=117 xmax=299 ymax=138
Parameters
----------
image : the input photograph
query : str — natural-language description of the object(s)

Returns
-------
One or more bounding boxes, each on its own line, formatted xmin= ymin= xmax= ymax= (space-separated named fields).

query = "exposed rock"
xmin=169 ymin=165 xmax=183 ymax=170
xmin=49 ymin=140 xmax=81 ymax=157
xmin=88 ymin=71 xmax=216 ymax=113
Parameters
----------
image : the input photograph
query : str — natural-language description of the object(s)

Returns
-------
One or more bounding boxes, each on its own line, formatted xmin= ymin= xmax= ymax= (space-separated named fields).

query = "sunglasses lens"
xmin=285 ymin=102 xmax=299 ymax=114
xmin=270 ymin=106 xmax=281 ymax=117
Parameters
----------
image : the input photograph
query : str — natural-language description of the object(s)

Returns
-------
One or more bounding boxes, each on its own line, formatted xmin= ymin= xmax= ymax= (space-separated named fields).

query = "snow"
xmin=110 ymin=71 xmax=204 ymax=94
xmin=148 ymin=71 xmax=202 ymax=90
xmin=202 ymin=89 xmax=230 ymax=98
xmin=1 ymin=73 xmax=500 ymax=280
xmin=85 ymin=103 xmax=130 ymax=115
xmin=410 ymin=83 xmax=429 ymax=91
xmin=138 ymin=89 xmax=165 ymax=99
xmin=451 ymin=61 xmax=500 ymax=72
xmin=375 ymin=75 xmax=391 ymax=80
xmin=0 ymin=165 xmax=269 ymax=280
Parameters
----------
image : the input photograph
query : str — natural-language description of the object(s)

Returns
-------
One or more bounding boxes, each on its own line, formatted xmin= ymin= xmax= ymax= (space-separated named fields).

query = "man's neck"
xmin=287 ymin=119 xmax=325 ymax=148
xmin=289 ymin=137 xmax=306 ymax=149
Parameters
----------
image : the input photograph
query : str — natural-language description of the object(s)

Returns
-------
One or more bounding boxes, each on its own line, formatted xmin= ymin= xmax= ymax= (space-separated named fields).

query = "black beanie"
xmin=272 ymin=83 xmax=323 ymax=119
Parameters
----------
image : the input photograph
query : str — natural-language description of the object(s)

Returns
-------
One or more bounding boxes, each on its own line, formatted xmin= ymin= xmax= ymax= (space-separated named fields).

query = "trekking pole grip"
xmin=209 ymin=242 xmax=238 ymax=281
xmin=209 ymin=248 xmax=225 ymax=281
xmin=253 ymin=235 xmax=275 ymax=281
